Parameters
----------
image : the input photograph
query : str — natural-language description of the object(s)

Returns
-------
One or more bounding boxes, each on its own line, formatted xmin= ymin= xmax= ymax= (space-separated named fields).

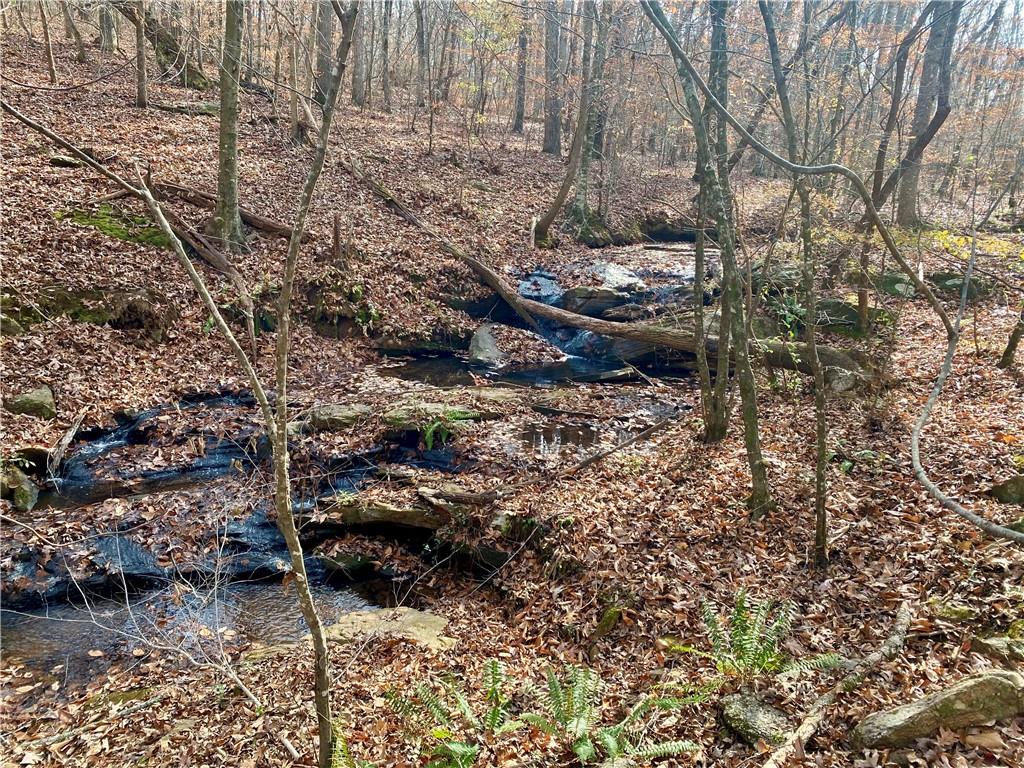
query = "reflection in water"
xmin=0 ymin=581 xmax=373 ymax=684
xmin=380 ymin=355 xmax=635 ymax=388
xmin=519 ymin=423 xmax=600 ymax=455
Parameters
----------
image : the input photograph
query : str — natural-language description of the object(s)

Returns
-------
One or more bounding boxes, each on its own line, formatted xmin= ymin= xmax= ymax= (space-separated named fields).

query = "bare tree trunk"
xmin=61 ymin=2 xmax=87 ymax=62
xmin=998 ymin=304 xmax=1024 ymax=369
xmin=39 ymin=1 xmax=58 ymax=85
xmin=512 ymin=11 xmax=527 ymax=134
xmin=351 ymin=4 xmax=366 ymax=106
xmin=100 ymin=3 xmax=118 ymax=52
xmin=133 ymin=0 xmax=147 ymax=107
xmin=413 ymin=0 xmax=427 ymax=108
xmin=213 ymin=0 xmax=245 ymax=251
xmin=760 ymin=0 xmax=827 ymax=558
xmin=381 ymin=0 xmax=392 ymax=112
xmin=313 ymin=0 xmax=333 ymax=104
xmin=896 ymin=2 xmax=963 ymax=226
xmin=542 ymin=1 xmax=562 ymax=154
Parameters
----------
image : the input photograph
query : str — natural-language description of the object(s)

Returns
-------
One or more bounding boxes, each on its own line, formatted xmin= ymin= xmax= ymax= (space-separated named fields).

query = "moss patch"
xmin=58 ymin=204 xmax=170 ymax=248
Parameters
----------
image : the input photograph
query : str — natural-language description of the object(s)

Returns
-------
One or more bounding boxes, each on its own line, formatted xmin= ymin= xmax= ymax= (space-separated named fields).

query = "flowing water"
xmin=1 ymin=581 xmax=374 ymax=685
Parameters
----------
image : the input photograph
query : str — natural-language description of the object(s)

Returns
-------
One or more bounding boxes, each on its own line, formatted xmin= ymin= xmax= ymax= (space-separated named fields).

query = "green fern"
xmin=681 ymin=590 xmax=842 ymax=684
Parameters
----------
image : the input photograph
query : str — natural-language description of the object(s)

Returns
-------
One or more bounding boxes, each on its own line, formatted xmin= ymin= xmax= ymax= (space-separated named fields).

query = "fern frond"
xmin=521 ymin=712 xmax=559 ymax=735
xmin=545 ymin=667 xmax=567 ymax=727
xmin=571 ymin=734 xmax=597 ymax=764
xmin=442 ymin=677 xmax=481 ymax=731
xmin=628 ymin=739 xmax=699 ymax=759
xmin=415 ymin=683 xmax=452 ymax=727
xmin=701 ymin=601 xmax=727 ymax=659
xmin=482 ymin=658 xmax=505 ymax=703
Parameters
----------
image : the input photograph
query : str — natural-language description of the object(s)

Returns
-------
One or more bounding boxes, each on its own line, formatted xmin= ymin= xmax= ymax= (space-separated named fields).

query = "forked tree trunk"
xmin=112 ymin=0 xmax=210 ymax=89
xmin=61 ymin=2 xmax=88 ymax=62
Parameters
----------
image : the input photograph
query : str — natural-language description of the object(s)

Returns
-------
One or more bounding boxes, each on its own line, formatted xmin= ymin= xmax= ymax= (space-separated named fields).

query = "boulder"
xmin=878 ymin=272 xmax=917 ymax=298
xmin=591 ymin=262 xmax=647 ymax=294
xmin=382 ymin=402 xmax=481 ymax=432
xmin=468 ymin=323 xmax=503 ymax=366
xmin=1 ymin=465 xmax=40 ymax=512
xmin=972 ymin=636 xmax=1024 ymax=664
xmin=50 ymin=154 xmax=83 ymax=168
xmin=851 ymin=670 xmax=1024 ymax=749
xmin=721 ymin=693 xmax=790 ymax=746
xmin=1 ymin=313 xmax=25 ymax=336
xmin=561 ymin=285 xmax=631 ymax=317
xmin=306 ymin=403 xmax=373 ymax=432
xmin=989 ymin=475 xmax=1024 ymax=506
xmin=4 ymin=385 xmax=56 ymax=419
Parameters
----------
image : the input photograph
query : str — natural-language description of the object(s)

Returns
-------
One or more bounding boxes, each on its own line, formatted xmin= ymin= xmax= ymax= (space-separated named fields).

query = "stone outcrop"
xmin=851 ymin=670 xmax=1024 ymax=749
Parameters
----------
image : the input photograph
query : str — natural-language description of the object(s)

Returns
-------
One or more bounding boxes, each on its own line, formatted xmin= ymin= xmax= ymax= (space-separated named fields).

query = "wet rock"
xmin=4 ymin=385 xmax=56 ymax=420
xmin=851 ymin=670 xmax=1024 ymax=749
xmin=468 ymin=323 xmax=503 ymax=366
xmin=91 ymin=535 xmax=165 ymax=583
xmin=306 ymin=403 xmax=373 ymax=432
xmin=721 ymin=693 xmax=789 ymax=746
xmin=591 ymin=262 xmax=647 ymax=293
xmin=561 ymin=286 xmax=631 ymax=317
xmin=1 ymin=465 xmax=40 ymax=512
xmin=972 ymin=636 xmax=1024 ymax=664
xmin=518 ymin=270 xmax=563 ymax=305
xmin=989 ymin=475 xmax=1024 ymax=505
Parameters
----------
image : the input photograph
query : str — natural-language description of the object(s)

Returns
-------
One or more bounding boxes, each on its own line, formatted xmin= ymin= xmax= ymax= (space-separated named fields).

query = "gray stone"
xmin=382 ymin=402 xmax=480 ymax=431
xmin=591 ymin=262 xmax=647 ymax=293
xmin=561 ymin=285 xmax=631 ymax=317
xmin=468 ymin=323 xmax=503 ymax=366
xmin=989 ymin=475 xmax=1024 ymax=506
xmin=878 ymin=272 xmax=917 ymax=298
xmin=306 ymin=403 xmax=373 ymax=432
xmin=4 ymin=386 xmax=56 ymax=420
xmin=851 ymin=670 xmax=1024 ymax=749
xmin=721 ymin=693 xmax=790 ymax=746
xmin=1 ymin=465 xmax=40 ymax=512
xmin=50 ymin=154 xmax=83 ymax=168
xmin=927 ymin=272 xmax=991 ymax=301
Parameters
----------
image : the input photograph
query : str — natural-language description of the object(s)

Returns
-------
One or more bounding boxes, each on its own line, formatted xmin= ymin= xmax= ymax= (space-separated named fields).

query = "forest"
xmin=1 ymin=0 xmax=1023 ymax=766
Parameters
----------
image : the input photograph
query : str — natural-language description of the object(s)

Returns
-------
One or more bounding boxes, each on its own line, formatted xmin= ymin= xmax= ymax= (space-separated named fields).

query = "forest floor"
xmin=2 ymin=36 xmax=1024 ymax=768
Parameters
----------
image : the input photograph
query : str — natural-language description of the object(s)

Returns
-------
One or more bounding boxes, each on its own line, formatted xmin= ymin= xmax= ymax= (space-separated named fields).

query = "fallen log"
xmin=150 ymin=102 xmax=218 ymax=116
xmin=155 ymin=182 xmax=309 ymax=242
xmin=337 ymin=154 xmax=870 ymax=392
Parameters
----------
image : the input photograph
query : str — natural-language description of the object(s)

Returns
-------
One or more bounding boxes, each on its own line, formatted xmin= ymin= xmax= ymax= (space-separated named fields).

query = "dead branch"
xmin=48 ymin=406 xmax=88 ymax=480
xmin=336 ymin=152 xmax=869 ymax=391
xmin=760 ymin=604 xmax=912 ymax=768
xmin=155 ymin=181 xmax=310 ymax=242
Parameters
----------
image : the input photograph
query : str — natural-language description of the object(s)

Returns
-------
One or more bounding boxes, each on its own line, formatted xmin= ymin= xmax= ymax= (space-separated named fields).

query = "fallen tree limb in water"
xmin=337 ymin=154 xmax=869 ymax=392
xmin=760 ymin=604 xmax=912 ymax=768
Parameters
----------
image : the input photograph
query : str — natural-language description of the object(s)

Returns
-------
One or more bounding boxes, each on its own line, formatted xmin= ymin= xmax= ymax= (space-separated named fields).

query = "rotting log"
xmin=337 ymin=154 xmax=871 ymax=392
xmin=150 ymin=102 xmax=218 ymax=117
xmin=155 ymin=182 xmax=310 ymax=242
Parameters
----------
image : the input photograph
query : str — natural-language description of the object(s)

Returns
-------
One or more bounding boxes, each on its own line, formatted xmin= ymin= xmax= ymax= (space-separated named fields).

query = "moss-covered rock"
xmin=1 ymin=465 xmax=40 ymax=511
xmin=305 ymin=403 xmax=373 ymax=432
xmin=3 ymin=286 xmax=176 ymax=341
xmin=1 ymin=314 xmax=26 ymax=336
xmin=989 ymin=475 xmax=1024 ymax=506
xmin=927 ymin=271 xmax=992 ymax=301
xmin=878 ymin=272 xmax=917 ymax=298
xmin=972 ymin=636 xmax=1024 ymax=664
xmin=721 ymin=694 xmax=789 ymax=746
xmin=851 ymin=670 xmax=1024 ymax=749
xmin=4 ymin=386 xmax=56 ymax=420
xmin=815 ymin=299 xmax=893 ymax=338
xmin=927 ymin=598 xmax=978 ymax=623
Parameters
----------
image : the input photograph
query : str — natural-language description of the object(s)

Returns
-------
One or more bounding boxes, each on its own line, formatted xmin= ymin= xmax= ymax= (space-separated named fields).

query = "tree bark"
xmin=213 ymin=0 xmax=245 ymax=252
xmin=112 ymin=0 xmax=210 ymax=89
xmin=997 ymin=304 xmax=1024 ymax=369
xmin=133 ymin=1 xmax=147 ymax=108
xmin=381 ymin=0 xmax=392 ymax=112
xmin=313 ymin=0 xmax=334 ymax=105
xmin=100 ymin=3 xmax=118 ymax=53
xmin=512 ymin=16 xmax=527 ymax=134
xmin=413 ymin=0 xmax=428 ymax=108
xmin=61 ymin=2 xmax=88 ymax=63
xmin=542 ymin=2 xmax=562 ymax=155
xmin=38 ymin=1 xmax=58 ymax=85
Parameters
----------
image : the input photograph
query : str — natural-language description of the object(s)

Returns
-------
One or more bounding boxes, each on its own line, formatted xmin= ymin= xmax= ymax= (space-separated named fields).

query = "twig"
xmin=760 ymin=604 xmax=913 ymax=768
